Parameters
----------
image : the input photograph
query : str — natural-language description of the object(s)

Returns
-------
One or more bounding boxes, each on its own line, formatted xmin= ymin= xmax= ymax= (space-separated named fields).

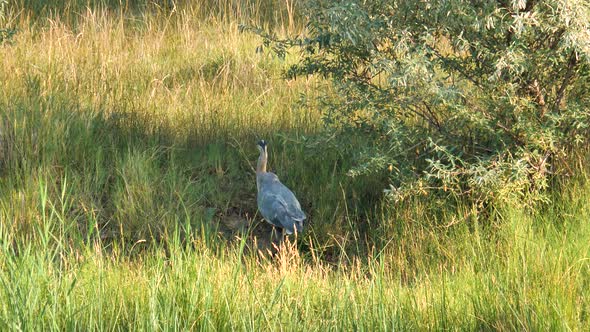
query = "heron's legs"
xmin=270 ymin=226 xmax=280 ymax=250
xmin=281 ymin=228 xmax=287 ymax=246
xmin=269 ymin=227 xmax=288 ymax=253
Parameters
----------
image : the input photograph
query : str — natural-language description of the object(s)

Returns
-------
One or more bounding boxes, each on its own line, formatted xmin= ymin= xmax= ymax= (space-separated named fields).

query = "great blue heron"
xmin=256 ymin=140 xmax=305 ymax=238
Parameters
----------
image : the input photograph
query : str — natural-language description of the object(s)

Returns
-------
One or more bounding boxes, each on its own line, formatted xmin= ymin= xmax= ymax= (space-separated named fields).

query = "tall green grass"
xmin=1 ymin=178 xmax=589 ymax=330
xmin=0 ymin=0 xmax=375 ymax=251
xmin=1 ymin=1 xmax=589 ymax=330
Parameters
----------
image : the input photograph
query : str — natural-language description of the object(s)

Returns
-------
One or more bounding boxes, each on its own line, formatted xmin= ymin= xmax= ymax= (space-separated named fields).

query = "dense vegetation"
xmin=251 ymin=0 xmax=590 ymax=207
xmin=0 ymin=0 xmax=589 ymax=330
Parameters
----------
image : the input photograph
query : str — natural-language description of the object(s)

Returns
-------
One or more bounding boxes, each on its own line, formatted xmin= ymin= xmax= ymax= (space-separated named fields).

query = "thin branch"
xmin=554 ymin=51 xmax=578 ymax=112
xmin=495 ymin=122 xmax=525 ymax=147
xmin=407 ymin=105 xmax=442 ymax=132
xmin=422 ymin=102 xmax=442 ymax=130
xmin=425 ymin=45 xmax=484 ymax=89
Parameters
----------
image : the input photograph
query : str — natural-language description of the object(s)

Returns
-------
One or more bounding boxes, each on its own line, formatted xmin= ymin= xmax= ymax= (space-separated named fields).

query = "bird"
xmin=255 ymin=140 xmax=306 ymax=238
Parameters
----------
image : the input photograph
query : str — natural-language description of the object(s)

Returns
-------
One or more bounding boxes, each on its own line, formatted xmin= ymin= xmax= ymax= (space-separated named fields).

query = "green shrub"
xmin=248 ymin=0 xmax=590 ymax=208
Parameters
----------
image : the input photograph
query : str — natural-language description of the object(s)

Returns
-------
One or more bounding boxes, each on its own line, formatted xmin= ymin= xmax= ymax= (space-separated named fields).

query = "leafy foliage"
xmin=251 ymin=0 xmax=590 ymax=206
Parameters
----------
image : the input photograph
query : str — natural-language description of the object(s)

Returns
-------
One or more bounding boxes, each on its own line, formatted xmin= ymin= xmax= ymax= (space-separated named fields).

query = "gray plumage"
xmin=256 ymin=140 xmax=305 ymax=235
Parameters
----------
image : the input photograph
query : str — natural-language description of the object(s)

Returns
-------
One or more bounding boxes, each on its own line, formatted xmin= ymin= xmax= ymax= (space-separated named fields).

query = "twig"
xmin=553 ymin=51 xmax=578 ymax=112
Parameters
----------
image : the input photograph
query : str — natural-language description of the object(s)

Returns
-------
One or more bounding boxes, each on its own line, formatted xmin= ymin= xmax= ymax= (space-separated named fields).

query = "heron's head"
xmin=257 ymin=140 xmax=267 ymax=153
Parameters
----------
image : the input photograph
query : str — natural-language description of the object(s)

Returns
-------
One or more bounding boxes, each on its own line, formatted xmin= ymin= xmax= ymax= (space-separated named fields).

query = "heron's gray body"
xmin=255 ymin=140 xmax=305 ymax=235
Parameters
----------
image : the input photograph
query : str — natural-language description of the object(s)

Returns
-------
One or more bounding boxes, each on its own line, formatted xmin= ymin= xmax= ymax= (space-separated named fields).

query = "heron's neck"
xmin=257 ymin=149 xmax=267 ymax=173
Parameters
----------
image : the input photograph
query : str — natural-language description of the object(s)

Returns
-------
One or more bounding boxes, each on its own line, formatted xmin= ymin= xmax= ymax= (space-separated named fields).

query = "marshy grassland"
xmin=1 ymin=1 xmax=589 ymax=330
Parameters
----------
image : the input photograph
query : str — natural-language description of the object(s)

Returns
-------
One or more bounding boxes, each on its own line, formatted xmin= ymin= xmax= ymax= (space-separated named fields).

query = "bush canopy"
xmin=247 ymin=0 xmax=590 ymax=206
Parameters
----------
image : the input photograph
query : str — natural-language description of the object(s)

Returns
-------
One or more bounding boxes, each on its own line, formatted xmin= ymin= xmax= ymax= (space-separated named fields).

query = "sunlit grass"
xmin=1 ymin=182 xmax=589 ymax=330
xmin=0 ymin=1 xmax=589 ymax=330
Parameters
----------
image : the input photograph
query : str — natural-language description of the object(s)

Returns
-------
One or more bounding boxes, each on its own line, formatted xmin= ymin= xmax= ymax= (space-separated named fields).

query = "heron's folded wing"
xmin=286 ymin=203 xmax=306 ymax=221
xmin=273 ymin=183 xmax=306 ymax=221
xmin=259 ymin=193 xmax=299 ymax=234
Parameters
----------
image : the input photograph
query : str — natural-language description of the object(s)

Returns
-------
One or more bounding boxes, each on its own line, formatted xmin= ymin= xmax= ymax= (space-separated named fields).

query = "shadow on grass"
xmin=0 ymin=72 xmax=359 ymax=259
